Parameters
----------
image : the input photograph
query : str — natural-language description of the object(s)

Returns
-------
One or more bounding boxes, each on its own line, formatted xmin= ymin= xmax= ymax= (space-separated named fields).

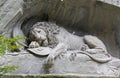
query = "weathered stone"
xmin=25 ymin=22 xmax=112 ymax=64
xmin=1 ymin=74 xmax=119 ymax=78
xmin=0 ymin=0 xmax=120 ymax=77
xmin=0 ymin=0 xmax=120 ymax=58
xmin=28 ymin=47 xmax=52 ymax=56
xmin=99 ymin=0 xmax=120 ymax=7
xmin=0 ymin=53 xmax=120 ymax=76
xmin=0 ymin=0 xmax=23 ymax=35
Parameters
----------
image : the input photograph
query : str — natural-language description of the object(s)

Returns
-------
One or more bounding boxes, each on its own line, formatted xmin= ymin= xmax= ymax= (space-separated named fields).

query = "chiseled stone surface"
xmin=1 ymin=74 xmax=119 ymax=78
xmin=0 ymin=0 xmax=119 ymax=58
xmin=0 ymin=53 xmax=120 ymax=76
xmin=0 ymin=0 xmax=120 ymax=77
xmin=0 ymin=0 xmax=23 ymax=35
xmin=98 ymin=0 xmax=120 ymax=7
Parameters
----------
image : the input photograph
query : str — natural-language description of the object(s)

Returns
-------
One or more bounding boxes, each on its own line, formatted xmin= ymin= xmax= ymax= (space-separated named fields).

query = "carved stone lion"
xmin=27 ymin=22 xmax=111 ymax=66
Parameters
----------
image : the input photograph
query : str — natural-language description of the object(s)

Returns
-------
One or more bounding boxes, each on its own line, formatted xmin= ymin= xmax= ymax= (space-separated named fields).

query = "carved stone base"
xmin=0 ymin=52 xmax=120 ymax=76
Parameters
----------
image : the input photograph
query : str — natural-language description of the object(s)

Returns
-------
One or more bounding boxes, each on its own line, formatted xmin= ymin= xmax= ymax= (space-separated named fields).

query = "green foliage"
xmin=0 ymin=17 xmax=1 ymax=21
xmin=0 ymin=35 xmax=24 ymax=75
xmin=0 ymin=65 xmax=18 ymax=75
xmin=0 ymin=17 xmax=22 ymax=75
xmin=0 ymin=36 xmax=25 ymax=55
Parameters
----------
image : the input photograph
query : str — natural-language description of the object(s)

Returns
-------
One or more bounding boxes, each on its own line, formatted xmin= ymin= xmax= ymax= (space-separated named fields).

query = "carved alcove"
xmin=1 ymin=0 xmax=120 ymax=77
xmin=19 ymin=0 xmax=120 ymax=58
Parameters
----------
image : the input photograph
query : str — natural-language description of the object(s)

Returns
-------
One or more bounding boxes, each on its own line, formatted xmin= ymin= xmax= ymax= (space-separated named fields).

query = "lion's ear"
xmin=42 ymin=39 xmax=49 ymax=47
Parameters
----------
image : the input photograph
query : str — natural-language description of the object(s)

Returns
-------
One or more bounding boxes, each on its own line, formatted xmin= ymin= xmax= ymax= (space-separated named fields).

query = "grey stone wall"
xmin=0 ymin=0 xmax=120 ymax=77
xmin=21 ymin=0 xmax=120 ymax=58
xmin=99 ymin=0 xmax=120 ymax=7
xmin=0 ymin=0 xmax=120 ymax=58
xmin=0 ymin=0 xmax=23 ymax=35
xmin=1 ymin=74 xmax=119 ymax=78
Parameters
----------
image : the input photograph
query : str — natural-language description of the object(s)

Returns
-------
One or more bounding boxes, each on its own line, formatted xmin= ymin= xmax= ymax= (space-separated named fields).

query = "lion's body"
xmin=16 ymin=22 xmax=111 ymax=64
xmin=29 ymin=22 xmax=86 ymax=50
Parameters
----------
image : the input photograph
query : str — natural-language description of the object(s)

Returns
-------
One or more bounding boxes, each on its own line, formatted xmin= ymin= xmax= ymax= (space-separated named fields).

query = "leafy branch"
xmin=0 ymin=36 xmax=25 ymax=55
xmin=0 ymin=65 xmax=18 ymax=75
xmin=0 ymin=36 xmax=25 ymax=75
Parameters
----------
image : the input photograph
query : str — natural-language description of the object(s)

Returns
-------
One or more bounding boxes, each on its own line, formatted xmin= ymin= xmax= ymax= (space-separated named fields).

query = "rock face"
xmin=0 ymin=0 xmax=120 ymax=77
xmin=0 ymin=53 xmax=120 ymax=76
xmin=99 ymin=0 xmax=120 ymax=7
xmin=0 ymin=0 xmax=23 ymax=35
xmin=0 ymin=0 xmax=120 ymax=58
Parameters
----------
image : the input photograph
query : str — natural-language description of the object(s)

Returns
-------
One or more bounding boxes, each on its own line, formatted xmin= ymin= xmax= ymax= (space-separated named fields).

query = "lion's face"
xmin=29 ymin=27 xmax=47 ymax=45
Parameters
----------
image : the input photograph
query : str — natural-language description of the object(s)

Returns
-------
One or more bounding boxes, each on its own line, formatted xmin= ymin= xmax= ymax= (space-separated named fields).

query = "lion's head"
xmin=28 ymin=22 xmax=49 ymax=46
xmin=28 ymin=22 xmax=59 ymax=48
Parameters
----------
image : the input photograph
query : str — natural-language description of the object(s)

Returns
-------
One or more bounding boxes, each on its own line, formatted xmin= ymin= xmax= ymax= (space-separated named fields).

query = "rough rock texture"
xmin=99 ymin=0 xmax=120 ymax=7
xmin=0 ymin=0 xmax=120 ymax=58
xmin=0 ymin=0 xmax=120 ymax=77
xmin=0 ymin=53 xmax=120 ymax=76
xmin=22 ymin=0 xmax=120 ymax=58
xmin=0 ymin=0 xmax=23 ymax=36
xmin=2 ymin=74 xmax=119 ymax=78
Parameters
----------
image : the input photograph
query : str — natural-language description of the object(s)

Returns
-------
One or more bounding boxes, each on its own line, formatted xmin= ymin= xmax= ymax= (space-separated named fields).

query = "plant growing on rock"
xmin=0 ymin=65 xmax=18 ymax=75
xmin=0 ymin=36 xmax=24 ymax=55
xmin=0 ymin=35 xmax=25 ymax=76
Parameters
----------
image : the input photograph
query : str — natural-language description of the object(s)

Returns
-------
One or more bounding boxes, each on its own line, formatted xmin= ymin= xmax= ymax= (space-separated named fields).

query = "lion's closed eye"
xmin=38 ymin=31 xmax=41 ymax=33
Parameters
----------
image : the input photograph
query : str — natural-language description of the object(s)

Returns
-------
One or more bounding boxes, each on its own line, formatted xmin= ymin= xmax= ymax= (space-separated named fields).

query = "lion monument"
xmin=20 ymin=22 xmax=112 ymax=66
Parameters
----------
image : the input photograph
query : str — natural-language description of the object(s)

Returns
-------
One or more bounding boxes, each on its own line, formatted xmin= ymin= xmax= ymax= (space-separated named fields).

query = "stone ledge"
xmin=1 ymin=74 xmax=119 ymax=78
xmin=98 ymin=0 xmax=120 ymax=7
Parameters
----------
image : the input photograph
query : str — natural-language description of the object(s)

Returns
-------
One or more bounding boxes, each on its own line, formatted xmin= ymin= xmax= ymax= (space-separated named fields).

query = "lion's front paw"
xmin=44 ymin=54 xmax=55 ymax=68
xmin=81 ymin=44 xmax=89 ymax=51
xmin=69 ymin=52 xmax=77 ymax=61
xmin=29 ymin=41 xmax=40 ymax=48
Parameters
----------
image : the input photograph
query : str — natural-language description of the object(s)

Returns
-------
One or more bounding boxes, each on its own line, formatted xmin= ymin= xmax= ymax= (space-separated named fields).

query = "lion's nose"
xmin=39 ymin=35 xmax=46 ymax=40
